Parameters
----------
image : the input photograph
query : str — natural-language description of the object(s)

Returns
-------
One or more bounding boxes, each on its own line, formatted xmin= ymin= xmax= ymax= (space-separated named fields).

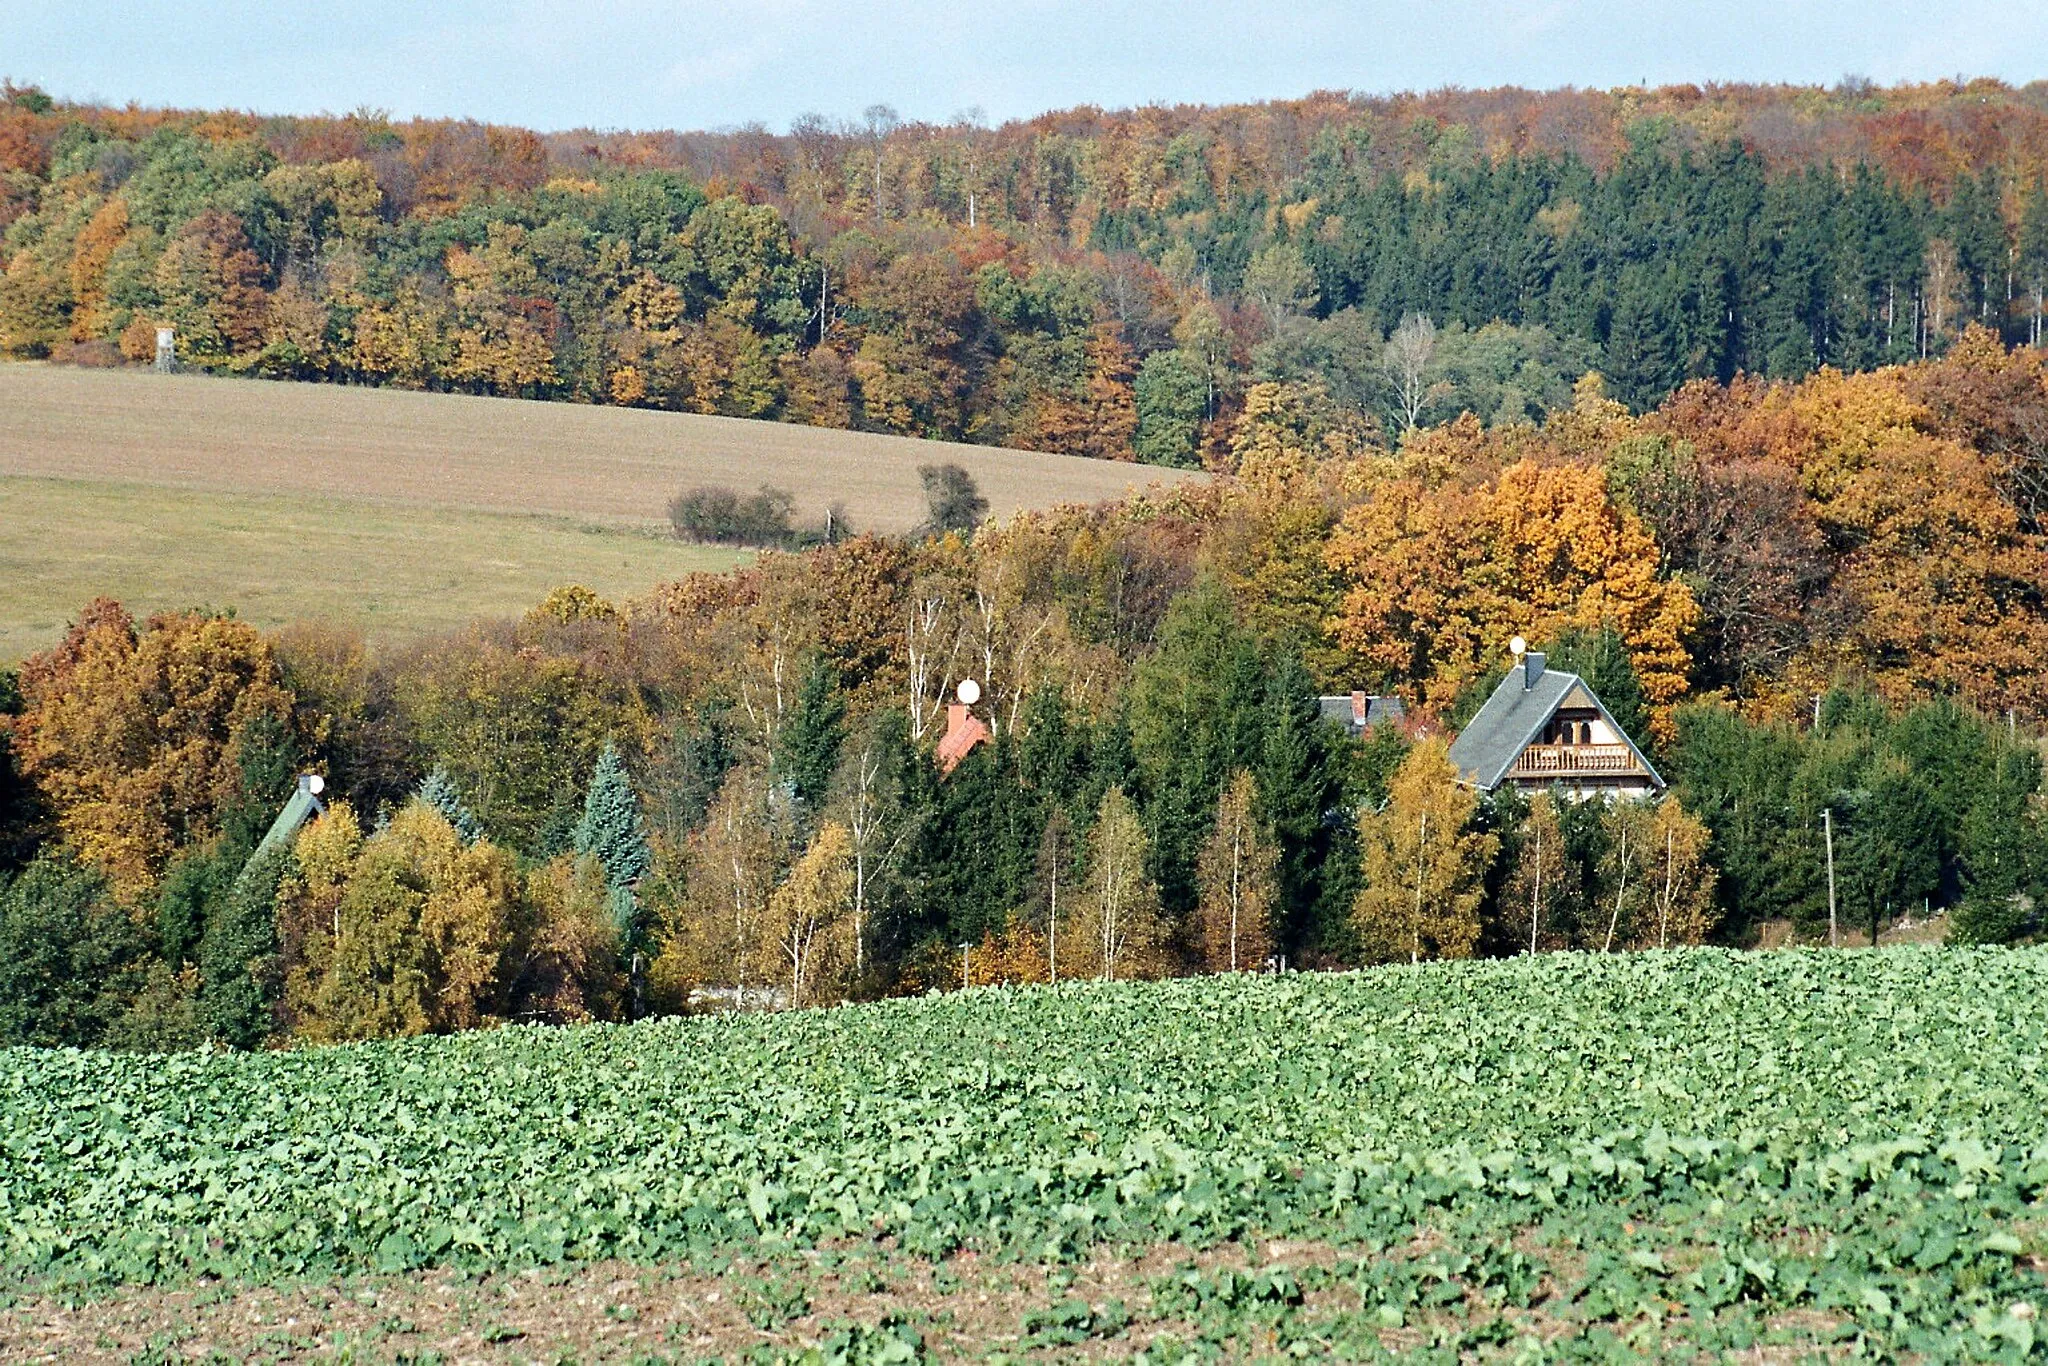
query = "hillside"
xmin=0 ymin=364 xmax=1193 ymax=658
xmin=3 ymin=80 xmax=2046 ymax=465
xmin=0 ymin=365 xmax=1189 ymax=532
xmin=5 ymin=949 xmax=2044 ymax=1358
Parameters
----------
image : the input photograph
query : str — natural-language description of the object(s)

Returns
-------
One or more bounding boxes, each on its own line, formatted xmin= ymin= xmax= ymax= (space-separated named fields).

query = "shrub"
xmin=0 ymin=854 xmax=153 ymax=1047
xmin=668 ymin=484 xmax=797 ymax=547
xmin=918 ymin=463 xmax=987 ymax=534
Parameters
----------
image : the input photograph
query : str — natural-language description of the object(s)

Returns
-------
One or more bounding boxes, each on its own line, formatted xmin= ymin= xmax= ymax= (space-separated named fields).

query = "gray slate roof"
xmin=1446 ymin=661 xmax=1664 ymax=791
xmin=1317 ymin=694 xmax=1407 ymax=735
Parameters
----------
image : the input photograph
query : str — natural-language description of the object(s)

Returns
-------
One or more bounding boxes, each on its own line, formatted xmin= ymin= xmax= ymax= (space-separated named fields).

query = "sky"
xmin=5 ymin=0 xmax=2047 ymax=134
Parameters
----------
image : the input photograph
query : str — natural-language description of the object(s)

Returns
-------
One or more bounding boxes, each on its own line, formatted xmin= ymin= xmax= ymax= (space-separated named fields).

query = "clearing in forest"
xmin=0 ymin=365 xmax=1195 ymax=659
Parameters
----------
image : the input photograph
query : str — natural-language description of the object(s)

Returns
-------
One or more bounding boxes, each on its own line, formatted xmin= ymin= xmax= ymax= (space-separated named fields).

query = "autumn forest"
xmin=3 ymin=79 xmax=2048 ymax=1050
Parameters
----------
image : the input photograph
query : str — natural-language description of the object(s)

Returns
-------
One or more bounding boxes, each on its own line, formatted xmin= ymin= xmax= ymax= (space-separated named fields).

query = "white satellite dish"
xmin=956 ymin=678 xmax=982 ymax=705
xmin=1509 ymin=636 xmax=1528 ymax=658
xmin=306 ymin=774 xmax=326 ymax=795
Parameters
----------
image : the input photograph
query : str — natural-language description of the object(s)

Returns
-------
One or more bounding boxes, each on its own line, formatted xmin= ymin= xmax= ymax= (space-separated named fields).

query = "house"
xmin=1317 ymin=691 xmax=1407 ymax=738
xmin=936 ymin=679 xmax=992 ymax=774
xmin=1446 ymin=651 xmax=1662 ymax=799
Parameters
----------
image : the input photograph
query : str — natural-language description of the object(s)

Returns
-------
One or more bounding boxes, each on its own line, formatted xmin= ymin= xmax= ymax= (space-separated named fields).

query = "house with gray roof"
xmin=1446 ymin=652 xmax=1662 ymax=799
xmin=1318 ymin=691 xmax=1407 ymax=738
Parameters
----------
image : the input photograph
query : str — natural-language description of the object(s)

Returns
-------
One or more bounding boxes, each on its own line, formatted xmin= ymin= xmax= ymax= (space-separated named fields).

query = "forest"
xmin=4 ymin=79 xmax=2048 ymax=461
xmin=2 ymin=322 xmax=2047 ymax=1050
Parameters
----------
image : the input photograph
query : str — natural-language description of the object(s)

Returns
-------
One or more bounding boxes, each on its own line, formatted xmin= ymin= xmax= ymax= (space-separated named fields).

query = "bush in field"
xmin=918 ymin=462 xmax=987 ymax=534
xmin=668 ymin=484 xmax=797 ymax=547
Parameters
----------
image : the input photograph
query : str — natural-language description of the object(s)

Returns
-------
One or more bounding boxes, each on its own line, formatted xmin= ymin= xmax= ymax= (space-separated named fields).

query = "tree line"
xmin=4 ymin=79 xmax=2048 ymax=460
xmin=3 ymin=334 xmax=2047 ymax=1048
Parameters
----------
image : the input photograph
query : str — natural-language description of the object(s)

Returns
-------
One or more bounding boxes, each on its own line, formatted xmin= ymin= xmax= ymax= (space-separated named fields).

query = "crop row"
xmin=4 ymin=948 xmax=2046 ymax=1356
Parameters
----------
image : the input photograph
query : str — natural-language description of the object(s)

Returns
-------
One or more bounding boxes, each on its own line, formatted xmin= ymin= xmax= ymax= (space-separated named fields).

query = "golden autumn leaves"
xmin=1325 ymin=456 xmax=1698 ymax=720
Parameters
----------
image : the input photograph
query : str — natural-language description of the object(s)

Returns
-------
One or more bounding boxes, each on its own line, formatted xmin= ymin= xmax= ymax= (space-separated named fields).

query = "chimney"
xmin=1351 ymin=691 xmax=1367 ymax=727
xmin=1523 ymin=651 xmax=1546 ymax=690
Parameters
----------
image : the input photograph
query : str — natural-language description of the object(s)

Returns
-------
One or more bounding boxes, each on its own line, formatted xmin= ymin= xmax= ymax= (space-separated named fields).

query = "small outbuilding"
xmin=1318 ymin=690 xmax=1408 ymax=738
xmin=1446 ymin=651 xmax=1662 ymax=799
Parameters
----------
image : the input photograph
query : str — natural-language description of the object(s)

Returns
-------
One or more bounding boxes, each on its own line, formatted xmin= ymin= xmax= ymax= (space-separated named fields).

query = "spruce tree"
xmin=417 ymin=767 xmax=484 ymax=844
xmin=199 ymin=843 xmax=287 ymax=1048
xmin=774 ymin=659 xmax=846 ymax=809
xmin=573 ymin=742 xmax=654 ymax=939
xmin=1256 ymin=655 xmax=1330 ymax=947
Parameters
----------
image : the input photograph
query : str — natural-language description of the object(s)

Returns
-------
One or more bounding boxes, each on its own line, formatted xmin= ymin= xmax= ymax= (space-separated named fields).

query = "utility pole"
xmin=959 ymin=942 xmax=971 ymax=991
xmin=1822 ymin=809 xmax=1838 ymax=949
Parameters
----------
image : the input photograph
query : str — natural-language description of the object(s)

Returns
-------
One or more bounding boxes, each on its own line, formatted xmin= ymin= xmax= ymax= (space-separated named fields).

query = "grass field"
xmin=0 ymin=477 xmax=747 ymax=661
xmin=0 ymin=364 xmax=1196 ymax=661
xmin=5 ymin=948 xmax=2044 ymax=1361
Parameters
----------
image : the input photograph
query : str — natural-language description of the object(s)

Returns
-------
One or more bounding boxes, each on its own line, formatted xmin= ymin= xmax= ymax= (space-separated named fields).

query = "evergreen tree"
xmin=1604 ymin=264 xmax=1680 ymax=409
xmin=199 ymin=843 xmax=287 ymax=1048
xmin=417 ymin=767 xmax=484 ymax=844
xmin=1255 ymin=654 xmax=1331 ymax=948
xmin=573 ymin=740 xmax=654 ymax=937
xmin=1133 ymin=349 xmax=1208 ymax=467
xmin=157 ymin=838 xmax=235 ymax=967
xmin=1841 ymin=760 xmax=1942 ymax=942
xmin=1954 ymin=744 xmax=2046 ymax=943
xmin=220 ymin=710 xmax=302 ymax=851
xmin=774 ymin=658 xmax=846 ymax=809
xmin=0 ymin=855 xmax=152 ymax=1047
xmin=2020 ymin=183 xmax=2048 ymax=349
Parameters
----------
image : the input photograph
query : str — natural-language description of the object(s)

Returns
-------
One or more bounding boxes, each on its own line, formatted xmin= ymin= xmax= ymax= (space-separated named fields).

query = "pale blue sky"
xmin=4 ymin=1 xmax=2045 ymax=133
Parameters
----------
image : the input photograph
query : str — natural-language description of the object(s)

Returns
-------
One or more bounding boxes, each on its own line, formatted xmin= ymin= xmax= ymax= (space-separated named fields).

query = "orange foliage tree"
xmin=12 ymin=600 xmax=297 ymax=900
xmin=1325 ymin=458 xmax=1698 ymax=718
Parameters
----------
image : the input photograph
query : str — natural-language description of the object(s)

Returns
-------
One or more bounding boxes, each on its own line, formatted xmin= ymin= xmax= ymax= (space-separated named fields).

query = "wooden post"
xmin=1823 ymin=809 xmax=1838 ymax=949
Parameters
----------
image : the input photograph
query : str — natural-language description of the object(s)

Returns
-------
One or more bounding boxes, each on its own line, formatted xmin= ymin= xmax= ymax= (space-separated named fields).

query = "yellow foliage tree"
xmin=1636 ymin=797 xmax=1719 ymax=950
xmin=1325 ymin=458 xmax=1698 ymax=719
xmin=1352 ymin=739 xmax=1498 ymax=963
xmin=290 ymin=801 xmax=520 ymax=1041
xmin=1194 ymin=770 xmax=1279 ymax=972
xmin=516 ymin=855 xmax=626 ymax=1023
xmin=649 ymin=764 xmax=789 ymax=1009
xmin=763 ymin=821 xmax=855 ymax=1007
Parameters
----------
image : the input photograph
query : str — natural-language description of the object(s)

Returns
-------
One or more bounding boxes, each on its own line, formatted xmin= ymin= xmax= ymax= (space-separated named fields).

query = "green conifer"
xmin=417 ymin=767 xmax=484 ymax=844
xmin=573 ymin=741 xmax=653 ymax=936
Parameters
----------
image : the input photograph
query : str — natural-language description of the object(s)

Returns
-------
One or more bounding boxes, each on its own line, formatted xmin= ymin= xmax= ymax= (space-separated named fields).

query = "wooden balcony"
xmin=1510 ymin=743 xmax=1642 ymax=779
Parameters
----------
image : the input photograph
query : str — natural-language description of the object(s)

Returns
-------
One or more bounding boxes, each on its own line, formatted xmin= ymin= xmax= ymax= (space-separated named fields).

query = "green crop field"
xmin=4 ymin=948 xmax=2046 ymax=1361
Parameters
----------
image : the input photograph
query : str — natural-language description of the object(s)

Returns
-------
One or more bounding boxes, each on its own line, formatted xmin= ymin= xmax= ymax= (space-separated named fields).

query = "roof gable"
xmin=1445 ymin=666 xmax=1664 ymax=791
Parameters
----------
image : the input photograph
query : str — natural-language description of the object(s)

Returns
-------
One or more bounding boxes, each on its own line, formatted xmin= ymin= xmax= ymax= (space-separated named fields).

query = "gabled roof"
xmin=1446 ymin=662 xmax=1664 ymax=791
xmin=1317 ymin=693 xmax=1407 ymax=734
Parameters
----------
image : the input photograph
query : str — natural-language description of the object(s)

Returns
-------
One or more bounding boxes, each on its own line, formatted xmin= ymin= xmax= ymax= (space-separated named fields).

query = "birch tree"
xmin=1195 ymin=770 xmax=1279 ymax=972
xmin=763 ymin=821 xmax=854 ymax=1007
xmin=1504 ymin=790 xmax=1578 ymax=953
xmin=1353 ymin=739 xmax=1497 ymax=964
xmin=1070 ymin=787 xmax=1166 ymax=980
